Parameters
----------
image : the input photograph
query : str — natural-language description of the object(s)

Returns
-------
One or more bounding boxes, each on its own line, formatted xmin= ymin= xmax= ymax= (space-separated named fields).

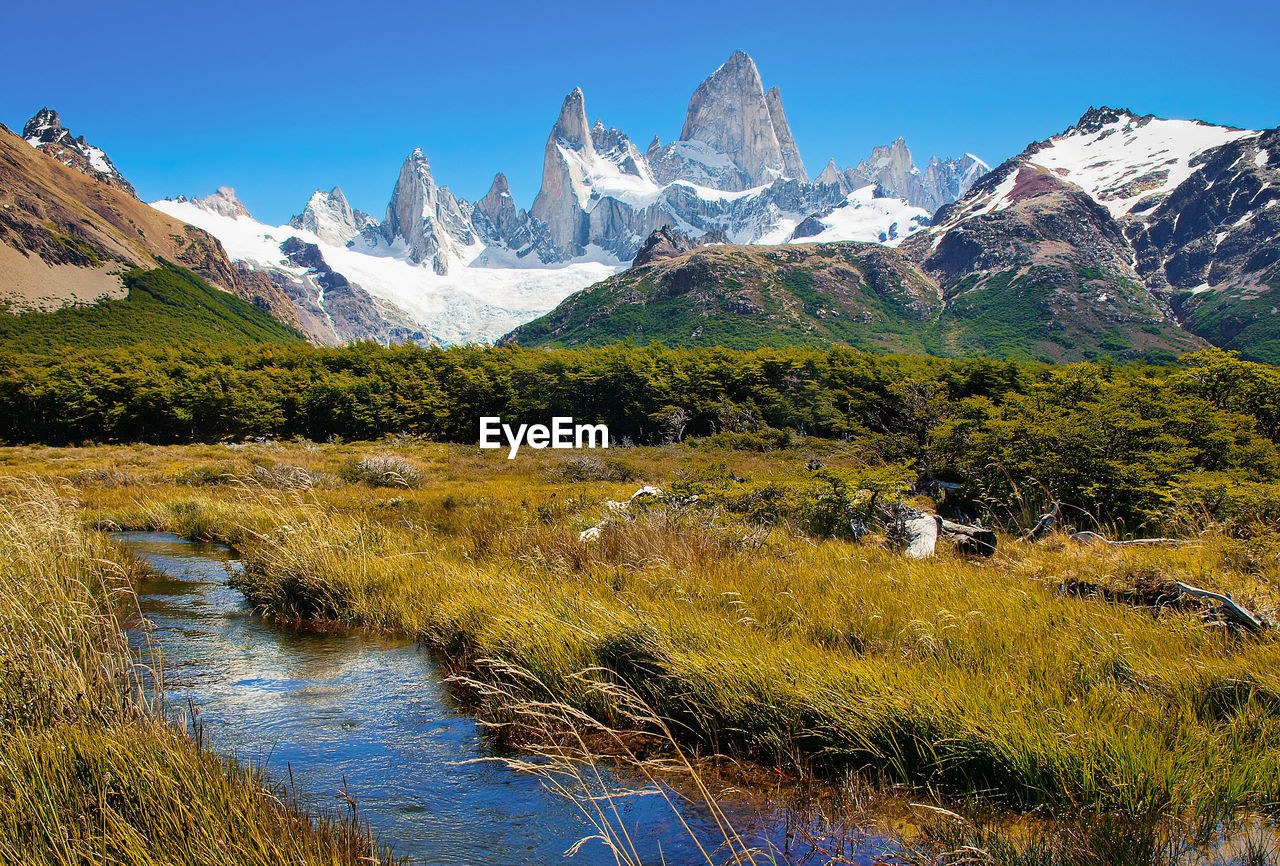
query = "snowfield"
xmin=152 ymin=199 xmax=623 ymax=345
xmin=1028 ymin=114 xmax=1257 ymax=217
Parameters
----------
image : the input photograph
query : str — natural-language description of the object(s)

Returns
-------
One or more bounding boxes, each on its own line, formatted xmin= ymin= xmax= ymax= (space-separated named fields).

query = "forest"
xmin=2 ymin=342 xmax=1277 ymax=530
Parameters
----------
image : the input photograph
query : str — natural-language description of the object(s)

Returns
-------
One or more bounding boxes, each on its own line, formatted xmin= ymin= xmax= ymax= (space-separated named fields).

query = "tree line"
xmin=1 ymin=342 xmax=1277 ymax=527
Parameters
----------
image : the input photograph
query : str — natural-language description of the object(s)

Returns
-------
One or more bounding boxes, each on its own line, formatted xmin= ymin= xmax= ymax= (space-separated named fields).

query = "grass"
xmin=3 ymin=439 xmax=1280 ymax=863
xmin=0 ymin=478 xmax=395 ymax=865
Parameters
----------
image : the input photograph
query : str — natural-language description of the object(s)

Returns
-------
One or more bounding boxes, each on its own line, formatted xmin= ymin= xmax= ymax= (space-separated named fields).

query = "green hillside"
xmin=501 ymin=241 xmax=1202 ymax=364
xmin=0 ymin=264 xmax=303 ymax=352
xmin=502 ymin=241 xmax=944 ymax=354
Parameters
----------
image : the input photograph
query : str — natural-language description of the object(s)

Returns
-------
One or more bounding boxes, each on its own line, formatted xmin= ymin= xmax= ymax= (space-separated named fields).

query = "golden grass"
xmin=0 ymin=478 xmax=396 ymax=865
xmin=4 ymin=440 xmax=1280 ymax=859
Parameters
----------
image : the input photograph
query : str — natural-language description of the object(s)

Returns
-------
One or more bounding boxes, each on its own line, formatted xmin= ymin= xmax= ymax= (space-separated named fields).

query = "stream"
xmin=115 ymin=531 xmax=881 ymax=865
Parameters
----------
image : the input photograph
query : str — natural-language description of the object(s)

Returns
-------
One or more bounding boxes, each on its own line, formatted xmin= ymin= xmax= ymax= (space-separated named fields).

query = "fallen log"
xmin=1175 ymin=581 xmax=1268 ymax=632
xmin=903 ymin=515 xmax=941 ymax=559
xmin=1069 ymin=531 xmax=1191 ymax=548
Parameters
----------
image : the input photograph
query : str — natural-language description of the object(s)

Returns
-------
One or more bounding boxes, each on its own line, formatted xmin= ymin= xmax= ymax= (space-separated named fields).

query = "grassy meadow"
xmin=0 ymin=477 xmax=396 ymax=865
xmin=4 ymin=435 xmax=1278 ymax=862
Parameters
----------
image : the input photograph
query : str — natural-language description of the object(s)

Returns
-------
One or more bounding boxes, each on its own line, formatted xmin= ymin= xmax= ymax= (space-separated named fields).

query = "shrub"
xmin=543 ymin=455 xmax=638 ymax=483
xmin=341 ymin=454 xmax=423 ymax=488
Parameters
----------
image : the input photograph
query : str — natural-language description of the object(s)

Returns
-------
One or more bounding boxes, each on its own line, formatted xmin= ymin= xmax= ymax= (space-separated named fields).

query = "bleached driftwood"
xmin=580 ymin=486 xmax=669 ymax=542
xmin=886 ymin=505 xmax=996 ymax=559
xmin=1175 ymin=581 xmax=1268 ymax=632
xmin=1069 ymin=531 xmax=1190 ymax=548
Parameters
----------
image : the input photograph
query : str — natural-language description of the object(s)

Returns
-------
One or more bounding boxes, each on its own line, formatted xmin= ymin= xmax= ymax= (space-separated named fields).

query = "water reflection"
xmin=115 ymin=531 xmax=872 ymax=865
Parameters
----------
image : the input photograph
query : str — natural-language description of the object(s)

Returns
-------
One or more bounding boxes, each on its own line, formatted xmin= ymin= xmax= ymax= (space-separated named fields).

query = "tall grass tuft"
xmin=0 ymin=478 xmax=398 ymax=865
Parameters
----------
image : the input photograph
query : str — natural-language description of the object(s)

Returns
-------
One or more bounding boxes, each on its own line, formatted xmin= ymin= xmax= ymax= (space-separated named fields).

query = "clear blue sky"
xmin=4 ymin=0 xmax=1276 ymax=225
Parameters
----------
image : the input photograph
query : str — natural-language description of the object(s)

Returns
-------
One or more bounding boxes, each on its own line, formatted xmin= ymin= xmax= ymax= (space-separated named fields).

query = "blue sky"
xmin=4 ymin=0 xmax=1276 ymax=225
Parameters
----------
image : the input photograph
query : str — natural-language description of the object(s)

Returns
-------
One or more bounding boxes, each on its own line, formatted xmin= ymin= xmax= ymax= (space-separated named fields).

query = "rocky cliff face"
xmin=674 ymin=50 xmax=790 ymax=190
xmin=1126 ymin=125 xmax=1280 ymax=360
xmin=898 ymin=107 xmax=1280 ymax=362
xmin=275 ymin=237 xmax=430 ymax=346
xmin=471 ymin=173 xmax=528 ymax=251
xmin=289 ymin=186 xmax=374 ymax=246
xmin=919 ymin=154 xmax=988 ymax=214
xmin=373 ymin=148 xmax=476 ymax=274
xmin=766 ymin=87 xmax=807 ymax=183
xmin=22 ymin=108 xmax=137 ymax=198
xmin=529 ymin=88 xmax=595 ymax=259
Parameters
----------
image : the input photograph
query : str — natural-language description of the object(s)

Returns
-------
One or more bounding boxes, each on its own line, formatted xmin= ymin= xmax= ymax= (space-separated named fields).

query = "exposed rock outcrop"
xmin=275 ymin=237 xmax=429 ymax=346
xmin=669 ymin=50 xmax=789 ymax=191
xmin=22 ymin=108 xmax=137 ymax=198
xmin=529 ymin=88 xmax=594 ymax=259
xmin=192 ymin=186 xmax=251 ymax=219
xmin=373 ymin=148 xmax=475 ymax=274
xmin=631 ymin=225 xmax=728 ymax=267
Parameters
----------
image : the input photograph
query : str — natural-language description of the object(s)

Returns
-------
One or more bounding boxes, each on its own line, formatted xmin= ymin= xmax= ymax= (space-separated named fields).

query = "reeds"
xmin=0 ymin=478 xmax=397 ymax=865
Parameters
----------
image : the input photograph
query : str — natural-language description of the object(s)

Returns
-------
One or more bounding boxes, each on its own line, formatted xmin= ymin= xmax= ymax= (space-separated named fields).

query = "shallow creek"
xmin=114 ymin=531 xmax=887 ymax=865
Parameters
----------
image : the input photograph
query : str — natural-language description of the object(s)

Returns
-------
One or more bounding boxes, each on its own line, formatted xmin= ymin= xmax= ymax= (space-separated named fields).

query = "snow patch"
xmin=1028 ymin=115 xmax=1257 ymax=218
xmin=784 ymin=187 xmax=929 ymax=246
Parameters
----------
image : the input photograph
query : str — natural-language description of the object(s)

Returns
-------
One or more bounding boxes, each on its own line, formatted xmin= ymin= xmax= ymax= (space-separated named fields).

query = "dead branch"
xmin=1175 ymin=581 xmax=1269 ymax=632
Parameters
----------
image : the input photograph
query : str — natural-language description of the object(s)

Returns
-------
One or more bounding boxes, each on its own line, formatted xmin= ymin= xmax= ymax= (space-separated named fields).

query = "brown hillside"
xmin=0 ymin=123 xmax=299 ymax=328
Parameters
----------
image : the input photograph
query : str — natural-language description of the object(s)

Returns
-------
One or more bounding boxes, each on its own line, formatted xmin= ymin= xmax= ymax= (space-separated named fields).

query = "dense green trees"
xmin=1 ymin=342 xmax=1276 ymax=528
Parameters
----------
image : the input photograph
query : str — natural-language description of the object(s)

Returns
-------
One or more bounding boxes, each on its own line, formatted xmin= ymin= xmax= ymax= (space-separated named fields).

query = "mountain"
xmin=135 ymin=51 xmax=985 ymax=344
xmin=668 ymin=50 xmax=802 ymax=189
xmin=502 ymin=221 xmax=1204 ymax=362
xmin=288 ymin=187 xmax=375 ymax=246
xmin=22 ymin=108 xmax=137 ymax=198
xmin=902 ymin=107 xmax=1277 ymax=363
xmin=814 ymin=139 xmax=989 ymax=214
xmin=500 ymin=234 xmax=942 ymax=351
xmin=0 ymin=120 xmax=299 ymax=334
xmin=510 ymin=53 xmax=949 ymax=265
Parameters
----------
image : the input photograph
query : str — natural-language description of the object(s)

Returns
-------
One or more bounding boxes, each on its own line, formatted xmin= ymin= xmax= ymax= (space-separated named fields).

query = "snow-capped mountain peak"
xmin=1026 ymin=106 xmax=1258 ymax=217
xmin=141 ymin=52 xmax=988 ymax=346
xmin=373 ymin=147 xmax=477 ymax=275
xmin=22 ymin=107 xmax=137 ymax=197
xmin=288 ymin=186 xmax=375 ymax=247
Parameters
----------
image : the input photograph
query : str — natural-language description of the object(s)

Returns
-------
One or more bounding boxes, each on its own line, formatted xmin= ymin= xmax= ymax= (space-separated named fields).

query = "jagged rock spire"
xmin=22 ymin=106 xmax=137 ymax=198
xmin=550 ymin=87 xmax=593 ymax=154
xmin=765 ymin=86 xmax=806 ymax=182
xmin=531 ymin=89 xmax=595 ymax=258
xmin=289 ymin=186 xmax=373 ymax=246
xmin=380 ymin=148 xmax=475 ymax=274
xmin=679 ymin=50 xmax=789 ymax=189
